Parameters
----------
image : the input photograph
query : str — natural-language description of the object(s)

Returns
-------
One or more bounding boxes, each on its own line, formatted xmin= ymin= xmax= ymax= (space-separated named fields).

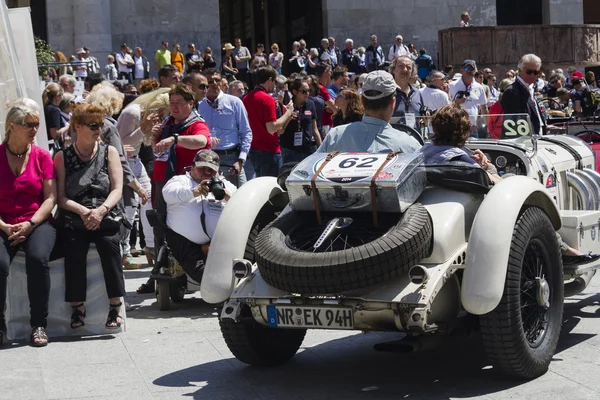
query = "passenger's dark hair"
xmin=431 ymin=104 xmax=471 ymax=147
xmin=419 ymin=48 xmax=426 ymax=55
xmin=252 ymin=66 xmax=278 ymax=85
xmin=443 ymin=65 xmax=453 ymax=74
xmin=169 ymin=84 xmax=196 ymax=103
xmin=85 ymin=72 xmax=105 ymax=91
xmin=361 ymin=92 xmax=394 ymax=112
xmin=158 ymin=64 xmax=177 ymax=80
xmin=331 ymin=66 xmax=347 ymax=81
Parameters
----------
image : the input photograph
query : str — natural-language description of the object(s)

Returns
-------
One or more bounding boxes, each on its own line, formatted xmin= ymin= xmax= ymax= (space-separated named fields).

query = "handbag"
xmin=58 ymin=143 xmax=129 ymax=231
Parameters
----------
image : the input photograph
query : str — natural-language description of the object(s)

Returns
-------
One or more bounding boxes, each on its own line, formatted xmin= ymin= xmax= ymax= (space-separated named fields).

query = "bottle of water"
xmin=567 ymin=99 xmax=573 ymax=117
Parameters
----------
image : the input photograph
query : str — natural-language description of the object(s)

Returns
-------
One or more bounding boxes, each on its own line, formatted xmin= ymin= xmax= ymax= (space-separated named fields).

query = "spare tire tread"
xmin=255 ymin=204 xmax=433 ymax=294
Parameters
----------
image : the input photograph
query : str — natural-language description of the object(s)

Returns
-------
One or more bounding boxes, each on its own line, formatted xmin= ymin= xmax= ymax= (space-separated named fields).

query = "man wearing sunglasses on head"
xmin=197 ymin=68 xmax=252 ymax=186
xmin=501 ymin=54 xmax=559 ymax=135
xmin=450 ymin=59 xmax=488 ymax=128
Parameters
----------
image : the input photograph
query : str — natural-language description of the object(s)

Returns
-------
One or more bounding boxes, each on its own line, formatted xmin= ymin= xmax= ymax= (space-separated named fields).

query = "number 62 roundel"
xmin=312 ymin=153 xmax=397 ymax=183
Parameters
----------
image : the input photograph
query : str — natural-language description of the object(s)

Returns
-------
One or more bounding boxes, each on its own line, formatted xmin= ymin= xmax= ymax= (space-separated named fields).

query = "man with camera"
xmin=162 ymin=150 xmax=237 ymax=283
xmin=450 ymin=59 xmax=488 ymax=127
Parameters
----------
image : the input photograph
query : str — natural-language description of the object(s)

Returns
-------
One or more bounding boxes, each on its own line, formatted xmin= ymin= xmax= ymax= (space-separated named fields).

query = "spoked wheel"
xmin=521 ymin=240 xmax=552 ymax=347
xmin=285 ymin=214 xmax=398 ymax=253
xmin=480 ymin=207 xmax=564 ymax=379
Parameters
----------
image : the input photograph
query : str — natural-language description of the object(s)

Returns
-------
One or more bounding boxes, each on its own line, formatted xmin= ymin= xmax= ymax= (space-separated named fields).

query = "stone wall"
xmin=543 ymin=0 xmax=584 ymax=25
xmin=45 ymin=0 xmax=220 ymax=76
xmin=322 ymin=0 xmax=497 ymax=66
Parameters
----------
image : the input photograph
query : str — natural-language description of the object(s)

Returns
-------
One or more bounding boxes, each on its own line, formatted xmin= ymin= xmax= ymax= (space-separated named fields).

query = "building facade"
xmin=6 ymin=0 xmax=591 ymax=75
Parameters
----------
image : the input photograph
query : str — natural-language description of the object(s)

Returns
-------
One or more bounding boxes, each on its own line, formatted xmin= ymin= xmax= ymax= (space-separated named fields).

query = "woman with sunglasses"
xmin=333 ymin=89 xmax=364 ymax=127
xmin=0 ymin=104 xmax=56 ymax=347
xmin=278 ymin=79 xmax=322 ymax=163
xmin=54 ymin=103 xmax=126 ymax=332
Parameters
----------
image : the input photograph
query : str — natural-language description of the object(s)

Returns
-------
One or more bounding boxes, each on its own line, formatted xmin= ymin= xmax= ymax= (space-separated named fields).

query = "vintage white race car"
xmin=200 ymin=114 xmax=600 ymax=379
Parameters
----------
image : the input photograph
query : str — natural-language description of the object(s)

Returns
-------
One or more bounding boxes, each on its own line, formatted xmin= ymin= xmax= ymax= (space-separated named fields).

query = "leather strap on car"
xmin=370 ymin=151 xmax=402 ymax=226
xmin=311 ymin=151 xmax=340 ymax=225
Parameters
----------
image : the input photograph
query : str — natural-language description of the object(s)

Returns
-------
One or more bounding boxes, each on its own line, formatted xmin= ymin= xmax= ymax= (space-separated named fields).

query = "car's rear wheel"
xmin=480 ymin=206 xmax=564 ymax=379
xmin=220 ymin=304 xmax=306 ymax=366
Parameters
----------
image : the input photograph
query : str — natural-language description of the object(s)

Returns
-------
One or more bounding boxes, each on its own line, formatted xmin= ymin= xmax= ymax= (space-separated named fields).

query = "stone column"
xmin=543 ymin=0 xmax=584 ymax=25
xmin=72 ymin=0 xmax=112 ymax=64
xmin=46 ymin=0 xmax=75 ymax=55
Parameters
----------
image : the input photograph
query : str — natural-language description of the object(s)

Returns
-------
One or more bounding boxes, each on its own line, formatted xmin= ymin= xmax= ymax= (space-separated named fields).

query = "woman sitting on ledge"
xmin=0 ymin=104 xmax=57 ymax=347
xmin=54 ymin=103 xmax=126 ymax=331
xmin=420 ymin=104 xmax=502 ymax=184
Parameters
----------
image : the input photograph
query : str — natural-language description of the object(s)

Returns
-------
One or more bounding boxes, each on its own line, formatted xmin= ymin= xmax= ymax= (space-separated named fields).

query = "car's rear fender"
xmin=201 ymin=177 xmax=283 ymax=304
xmin=461 ymin=176 xmax=561 ymax=315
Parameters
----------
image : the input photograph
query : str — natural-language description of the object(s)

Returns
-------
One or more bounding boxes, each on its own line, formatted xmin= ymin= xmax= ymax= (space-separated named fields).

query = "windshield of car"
xmin=392 ymin=113 xmax=535 ymax=144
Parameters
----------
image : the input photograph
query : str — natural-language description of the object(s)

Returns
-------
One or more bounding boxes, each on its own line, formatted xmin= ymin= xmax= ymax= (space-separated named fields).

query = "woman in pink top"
xmin=0 ymin=104 xmax=57 ymax=348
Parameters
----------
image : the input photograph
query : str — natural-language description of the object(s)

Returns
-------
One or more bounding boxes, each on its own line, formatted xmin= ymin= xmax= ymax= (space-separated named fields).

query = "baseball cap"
xmin=361 ymin=70 xmax=400 ymax=100
xmin=572 ymin=71 xmax=584 ymax=79
xmin=462 ymin=59 xmax=477 ymax=70
xmin=75 ymin=48 xmax=86 ymax=54
xmin=572 ymin=77 xmax=584 ymax=85
xmin=193 ymin=150 xmax=220 ymax=172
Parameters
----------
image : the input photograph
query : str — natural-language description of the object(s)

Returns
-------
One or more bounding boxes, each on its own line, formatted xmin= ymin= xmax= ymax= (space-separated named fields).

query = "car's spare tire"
xmin=255 ymin=203 xmax=433 ymax=294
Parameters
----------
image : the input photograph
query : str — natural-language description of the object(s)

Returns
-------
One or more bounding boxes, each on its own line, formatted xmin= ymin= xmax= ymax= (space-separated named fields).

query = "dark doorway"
xmin=220 ymin=0 xmax=323 ymax=75
xmin=30 ymin=0 xmax=47 ymax=41
xmin=583 ymin=0 xmax=600 ymax=23
xmin=496 ymin=0 xmax=543 ymax=25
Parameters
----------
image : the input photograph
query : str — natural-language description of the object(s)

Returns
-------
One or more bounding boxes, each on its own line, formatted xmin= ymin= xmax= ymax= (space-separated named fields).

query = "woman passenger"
xmin=54 ymin=104 xmax=126 ymax=330
xmin=420 ymin=104 xmax=502 ymax=184
xmin=0 ymin=104 xmax=56 ymax=347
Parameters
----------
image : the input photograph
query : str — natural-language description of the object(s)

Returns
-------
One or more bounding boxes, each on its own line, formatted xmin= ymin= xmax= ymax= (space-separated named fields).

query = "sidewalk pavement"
xmin=2 ymin=256 xmax=600 ymax=400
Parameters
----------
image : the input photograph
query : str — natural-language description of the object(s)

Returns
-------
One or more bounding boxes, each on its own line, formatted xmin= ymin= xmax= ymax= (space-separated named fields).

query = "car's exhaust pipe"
xmin=574 ymin=170 xmax=600 ymax=210
xmin=566 ymin=171 xmax=594 ymax=210
xmin=564 ymin=270 xmax=597 ymax=297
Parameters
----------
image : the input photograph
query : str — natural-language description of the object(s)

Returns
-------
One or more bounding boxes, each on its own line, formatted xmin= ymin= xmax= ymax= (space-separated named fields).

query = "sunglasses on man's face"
xmin=298 ymin=89 xmax=309 ymax=94
xmin=463 ymin=66 xmax=475 ymax=71
xmin=198 ymin=84 xmax=208 ymax=90
xmin=525 ymin=69 xmax=541 ymax=76
xmin=85 ymin=122 xmax=104 ymax=131
xmin=207 ymin=78 xmax=220 ymax=84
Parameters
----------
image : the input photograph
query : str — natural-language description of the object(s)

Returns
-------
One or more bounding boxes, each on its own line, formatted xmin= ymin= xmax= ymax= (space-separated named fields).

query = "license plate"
xmin=266 ymin=305 xmax=354 ymax=329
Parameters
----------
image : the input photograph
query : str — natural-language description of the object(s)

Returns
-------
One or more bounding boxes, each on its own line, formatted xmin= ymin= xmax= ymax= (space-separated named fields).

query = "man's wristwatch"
xmin=27 ymin=220 xmax=37 ymax=229
xmin=173 ymin=134 xmax=179 ymax=145
xmin=237 ymin=158 xmax=245 ymax=166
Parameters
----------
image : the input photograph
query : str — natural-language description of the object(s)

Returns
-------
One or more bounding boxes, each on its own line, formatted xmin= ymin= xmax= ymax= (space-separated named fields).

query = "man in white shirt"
xmin=450 ymin=59 xmax=488 ymax=126
xmin=388 ymin=35 xmax=409 ymax=61
xmin=163 ymin=150 xmax=237 ymax=282
xmin=132 ymin=47 xmax=149 ymax=87
xmin=115 ymin=43 xmax=135 ymax=83
xmin=420 ymin=71 xmax=451 ymax=112
xmin=73 ymin=48 xmax=88 ymax=79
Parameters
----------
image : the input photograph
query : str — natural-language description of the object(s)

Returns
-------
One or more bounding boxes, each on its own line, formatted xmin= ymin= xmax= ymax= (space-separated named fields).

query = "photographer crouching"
xmin=162 ymin=150 xmax=236 ymax=283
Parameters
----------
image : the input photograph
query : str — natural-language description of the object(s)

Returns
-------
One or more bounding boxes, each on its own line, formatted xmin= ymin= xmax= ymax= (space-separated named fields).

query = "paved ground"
xmin=3 ymin=255 xmax=600 ymax=400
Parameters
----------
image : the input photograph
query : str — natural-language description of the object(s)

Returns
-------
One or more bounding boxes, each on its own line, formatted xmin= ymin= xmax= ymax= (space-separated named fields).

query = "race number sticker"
xmin=501 ymin=115 xmax=532 ymax=138
xmin=314 ymin=153 xmax=396 ymax=183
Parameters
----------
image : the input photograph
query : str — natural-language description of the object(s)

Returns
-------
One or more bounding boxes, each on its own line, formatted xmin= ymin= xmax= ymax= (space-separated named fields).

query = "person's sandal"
xmin=136 ymin=281 xmax=155 ymax=294
xmin=70 ymin=303 xmax=86 ymax=329
xmin=30 ymin=327 xmax=48 ymax=347
xmin=123 ymin=254 xmax=141 ymax=270
xmin=106 ymin=303 xmax=123 ymax=330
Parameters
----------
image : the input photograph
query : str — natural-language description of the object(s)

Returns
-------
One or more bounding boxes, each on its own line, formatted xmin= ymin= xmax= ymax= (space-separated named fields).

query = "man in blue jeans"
xmin=242 ymin=66 xmax=294 ymax=177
